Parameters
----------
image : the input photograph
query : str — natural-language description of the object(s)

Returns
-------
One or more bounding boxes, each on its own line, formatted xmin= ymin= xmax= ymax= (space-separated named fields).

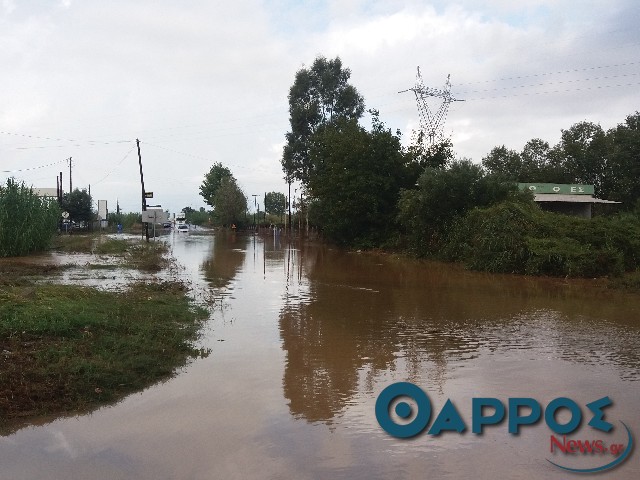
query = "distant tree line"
xmin=482 ymin=113 xmax=640 ymax=207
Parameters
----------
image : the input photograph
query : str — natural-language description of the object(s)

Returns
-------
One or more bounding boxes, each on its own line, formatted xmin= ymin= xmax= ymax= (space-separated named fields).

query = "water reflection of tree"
xmin=279 ymin=248 xmax=640 ymax=424
xmin=279 ymin=249 xmax=486 ymax=424
xmin=200 ymin=231 xmax=246 ymax=291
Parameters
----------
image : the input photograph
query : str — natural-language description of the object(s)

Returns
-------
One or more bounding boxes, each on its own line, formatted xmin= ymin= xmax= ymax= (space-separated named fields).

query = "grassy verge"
xmin=0 ymin=236 xmax=208 ymax=433
xmin=52 ymin=234 xmax=170 ymax=272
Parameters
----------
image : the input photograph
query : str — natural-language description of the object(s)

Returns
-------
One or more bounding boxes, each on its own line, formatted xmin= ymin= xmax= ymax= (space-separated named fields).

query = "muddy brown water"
xmin=1 ymin=232 xmax=639 ymax=479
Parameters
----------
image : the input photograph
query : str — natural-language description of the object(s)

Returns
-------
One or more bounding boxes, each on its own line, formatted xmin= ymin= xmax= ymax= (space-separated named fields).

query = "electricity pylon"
xmin=400 ymin=67 xmax=464 ymax=146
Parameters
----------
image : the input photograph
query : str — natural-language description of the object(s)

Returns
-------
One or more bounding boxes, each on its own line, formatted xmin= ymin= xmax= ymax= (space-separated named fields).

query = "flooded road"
xmin=1 ymin=232 xmax=639 ymax=479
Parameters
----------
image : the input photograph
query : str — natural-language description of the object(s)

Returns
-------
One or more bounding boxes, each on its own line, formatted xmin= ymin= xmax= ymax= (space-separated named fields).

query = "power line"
xmin=0 ymin=157 xmax=68 ymax=174
xmin=91 ymin=145 xmax=137 ymax=185
xmin=453 ymin=72 xmax=640 ymax=96
xmin=141 ymin=141 xmax=273 ymax=173
xmin=454 ymin=60 xmax=640 ymax=87
xmin=0 ymin=130 xmax=131 ymax=149
xmin=460 ymin=80 xmax=640 ymax=101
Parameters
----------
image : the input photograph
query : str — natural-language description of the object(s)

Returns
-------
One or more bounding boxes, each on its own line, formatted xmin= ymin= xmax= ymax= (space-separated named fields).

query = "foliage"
xmin=282 ymin=55 xmax=365 ymax=186
xmin=108 ymin=212 xmax=141 ymax=230
xmin=264 ymin=192 xmax=287 ymax=217
xmin=199 ymin=162 xmax=233 ymax=207
xmin=444 ymin=200 xmax=640 ymax=277
xmin=558 ymin=121 xmax=609 ymax=195
xmin=212 ymin=176 xmax=247 ymax=226
xmin=397 ymin=160 xmax=521 ymax=256
xmin=481 ymin=112 xmax=640 ymax=208
xmin=184 ymin=207 xmax=211 ymax=226
xmin=0 ymin=178 xmax=60 ymax=257
xmin=605 ymin=112 xmax=640 ymax=207
xmin=407 ymin=137 xmax=455 ymax=171
xmin=61 ymin=188 xmax=93 ymax=223
xmin=308 ymin=116 xmax=414 ymax=247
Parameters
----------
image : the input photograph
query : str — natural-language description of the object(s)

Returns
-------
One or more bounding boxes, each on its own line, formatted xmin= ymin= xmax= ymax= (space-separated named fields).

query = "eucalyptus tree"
xmin=282 ymin=56 xmax=365 ymax=187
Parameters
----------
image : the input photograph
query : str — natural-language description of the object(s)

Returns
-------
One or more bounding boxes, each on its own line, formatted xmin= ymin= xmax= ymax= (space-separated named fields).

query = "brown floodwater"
xmin=1 ymin=231 xmax=639 ymax=479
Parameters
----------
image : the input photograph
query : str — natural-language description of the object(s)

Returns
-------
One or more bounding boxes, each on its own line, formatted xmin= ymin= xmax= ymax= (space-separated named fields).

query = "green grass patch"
xmin=51 ymin=234 xmax=96 ymax=253
xmin=0 ymin=281 xmax=208 ymax=430
xmin=93 ymin=238 xmax=130 ymax=255
xmin=51 ymin=235 xmax=169 ymax=272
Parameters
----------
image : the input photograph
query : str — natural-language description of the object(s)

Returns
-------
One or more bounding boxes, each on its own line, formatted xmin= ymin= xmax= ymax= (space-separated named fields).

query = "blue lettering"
xmin=508 ymin=398 xmax=541 ymax=434
xmin=586 ymin=396 xmax=613 ymax=433
xmin=472 ymin=398 xmax=505 ymax=434
xmin=427 ymin=399 xmax=466 ymax=435
xmin=545 ymin=397 xmax=582 ymax=434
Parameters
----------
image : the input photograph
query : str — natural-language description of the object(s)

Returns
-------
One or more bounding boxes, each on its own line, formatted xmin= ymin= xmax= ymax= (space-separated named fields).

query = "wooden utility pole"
xmin=136 ymin=139 xmax=149 ymax=242
xmin=68 ymin=157 xmax=72 ymax=193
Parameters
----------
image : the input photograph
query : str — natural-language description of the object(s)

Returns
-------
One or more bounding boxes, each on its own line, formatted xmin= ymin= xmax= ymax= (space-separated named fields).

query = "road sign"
xmin=142 ymin=208 xmax=168 ymax=223
xmin=62 ymin=211 xmax=69 ymax=219
xmin=518 ymin=183 xmax=594 ymax=195
xmin=144 ymin=192 xmax=154 ymax=199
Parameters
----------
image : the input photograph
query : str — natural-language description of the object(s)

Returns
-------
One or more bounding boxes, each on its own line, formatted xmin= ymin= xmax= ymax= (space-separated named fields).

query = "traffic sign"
xmin=144 ymin=192 xmax=154 ymax=199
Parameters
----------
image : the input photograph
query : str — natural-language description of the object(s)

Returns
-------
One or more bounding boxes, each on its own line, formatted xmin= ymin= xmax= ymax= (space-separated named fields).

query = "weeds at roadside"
xmin=0 ymin=234 xmax=209 ymax=434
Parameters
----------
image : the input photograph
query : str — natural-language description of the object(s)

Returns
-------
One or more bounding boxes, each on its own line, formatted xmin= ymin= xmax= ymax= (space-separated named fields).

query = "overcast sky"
xmin=2 ymin=0 xmax=639 ymax=214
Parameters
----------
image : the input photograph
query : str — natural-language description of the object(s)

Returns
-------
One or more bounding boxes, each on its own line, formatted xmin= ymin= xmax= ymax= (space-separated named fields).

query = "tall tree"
xmin=308 ymin=117 xmax=412 ymax=247
xmin=605 ymin=112 xmax=640 ymax=208
xmin=556 ymin=121 xmax=609 ymax=195
xmin=264 ymin=192 xmax=286 ymax=217
xmin=482 ymin=145 xmax=523 ymax=180
xmin=282 ymin=56 xmax=365 ymax=187
xmin=212 ymin=177 xmax=247 ymax=226
xmin=200 ymin=162 xmax=233 ymax=207
xmin=61 ymin=188 xmax=93 ymax=223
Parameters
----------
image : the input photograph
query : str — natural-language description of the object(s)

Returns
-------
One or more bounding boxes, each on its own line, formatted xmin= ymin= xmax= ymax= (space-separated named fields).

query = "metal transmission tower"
xmin=400 ymin=67 xmax=464 ymax=146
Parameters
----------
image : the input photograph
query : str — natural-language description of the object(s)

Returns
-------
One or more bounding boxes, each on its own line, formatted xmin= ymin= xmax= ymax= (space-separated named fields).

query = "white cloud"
xmin=2 ymin=0 xmax=15 ymax=15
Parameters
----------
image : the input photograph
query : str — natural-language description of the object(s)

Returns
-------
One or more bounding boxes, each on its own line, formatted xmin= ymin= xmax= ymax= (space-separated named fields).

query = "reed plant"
xmin=0 ymin=178 xmax=60 ymax=257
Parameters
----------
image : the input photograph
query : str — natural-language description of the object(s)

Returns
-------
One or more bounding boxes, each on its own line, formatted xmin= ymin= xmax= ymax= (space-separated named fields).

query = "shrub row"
xmin=442 ymin=199 xmax=640 ymax=278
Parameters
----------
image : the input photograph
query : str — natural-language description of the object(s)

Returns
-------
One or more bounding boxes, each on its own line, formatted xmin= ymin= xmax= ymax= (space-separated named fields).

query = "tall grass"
xmin=0 ymin=178 xmax=60 ymax=257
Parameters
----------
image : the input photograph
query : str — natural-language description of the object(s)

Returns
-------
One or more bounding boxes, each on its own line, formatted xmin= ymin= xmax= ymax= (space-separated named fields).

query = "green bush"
xmin=397 ymin=161 xmax=524 ymax=256
xmin=443 ymin=200 xmax=536 ymax=273
xmin=444 ymin=198 xmax=640 ymax=278
xmin=524 ymin=237 xmax=623 ymax=277
xmin=0 ymin=178 xmax=60 ymax=257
